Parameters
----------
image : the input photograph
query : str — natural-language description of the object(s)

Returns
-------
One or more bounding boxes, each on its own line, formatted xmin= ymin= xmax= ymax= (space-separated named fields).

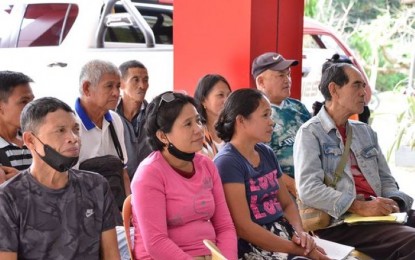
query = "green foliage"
xmin=306 ymin=0 xmax=415 ymax=93
xmin=387 ymin=96 xmax=415 ymax=161
xmin=304 ymin=0 xmax=318 ymax=18
xmin=348 ymin=33 xmax=372 ymax=62
xmin=336 ymin=0 xmax=401 ymax=23
xmin=376 ymin=72 xmax=406 ymax=92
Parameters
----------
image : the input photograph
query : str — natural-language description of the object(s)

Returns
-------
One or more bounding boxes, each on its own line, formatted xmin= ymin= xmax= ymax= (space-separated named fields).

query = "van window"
xmin=104 ymin=5 xmax=173 ymax=45
xmin=18 ymin=4 xmax=78 ymax=47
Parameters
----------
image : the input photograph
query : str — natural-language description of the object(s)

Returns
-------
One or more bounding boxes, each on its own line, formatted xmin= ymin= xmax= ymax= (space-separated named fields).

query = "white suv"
xmin=0 ymin=0 xmax=173 ymax=107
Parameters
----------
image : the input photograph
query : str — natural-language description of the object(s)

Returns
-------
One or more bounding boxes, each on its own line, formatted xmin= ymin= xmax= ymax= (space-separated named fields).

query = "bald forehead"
xmin=344 ymin=65 xmax=364 ymax=82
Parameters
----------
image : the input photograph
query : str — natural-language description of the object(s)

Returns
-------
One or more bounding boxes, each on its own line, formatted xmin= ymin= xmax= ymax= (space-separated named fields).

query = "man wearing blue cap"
xmin=252 ymin=52 xmax=311 ymax=198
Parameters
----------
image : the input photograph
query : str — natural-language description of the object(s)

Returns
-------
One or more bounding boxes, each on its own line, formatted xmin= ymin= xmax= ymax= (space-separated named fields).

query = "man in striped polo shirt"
xmin=0 ymin=71 xmax=34 ymax=183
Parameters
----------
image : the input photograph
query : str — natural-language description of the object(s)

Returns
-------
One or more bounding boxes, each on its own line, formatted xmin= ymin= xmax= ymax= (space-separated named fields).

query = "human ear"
xmin=155 ymin=130 xmax=168 ymax=145
xmin=235 ymin=115 xmax=245 ymax=127
xmin=22 ymin=132 xmax=36 ymax=150
xmin=328 ymin=82 xmax=338 ymax=98
xmin=82 ymin=81 xmax=92 ymax=96
xmin=256 ymin=75 xmax=265 ymax=90
xmin=201 ymin=99 xmax=207 ymax=110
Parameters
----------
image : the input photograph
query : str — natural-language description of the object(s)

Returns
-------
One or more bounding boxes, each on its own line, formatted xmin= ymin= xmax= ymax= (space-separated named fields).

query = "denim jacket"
xmin=294 ymin=107 xmax=413 ymax=220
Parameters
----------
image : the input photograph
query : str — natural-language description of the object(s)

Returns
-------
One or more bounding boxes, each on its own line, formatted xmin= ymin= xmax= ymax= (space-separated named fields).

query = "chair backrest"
xmin=122 ymin=194 xmax=134 ymax=260
xmin=203 ymin=239 xmax=227 ymax=260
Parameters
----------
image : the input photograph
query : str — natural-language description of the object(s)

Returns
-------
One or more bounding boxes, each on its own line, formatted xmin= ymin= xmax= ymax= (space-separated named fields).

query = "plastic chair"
xmin=122 ymin=194 xmax=134 ymax=260
xmin=203 ymin=239 xmax=227 ymax=260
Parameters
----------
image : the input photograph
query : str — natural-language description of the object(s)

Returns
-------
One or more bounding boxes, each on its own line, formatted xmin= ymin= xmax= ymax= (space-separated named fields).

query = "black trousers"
xmin=316 ymin=220 xmax=415 ymax=260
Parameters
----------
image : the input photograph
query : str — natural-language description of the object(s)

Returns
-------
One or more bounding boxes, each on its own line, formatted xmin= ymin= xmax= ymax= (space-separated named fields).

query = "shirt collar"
xmin=272 ymin=99 xmax=285 ymax=109
xmin=75 ymin=98 xmax=113 ymax=131
xmin=115 ymin=99 xmax=124 ymax=115
xmin=317 ymin=106 xmax=338 ymax=134
xmin=116 ymin=98 xmax=147 ymax=117
xmin=0 ymin=136 xmax=9 ymax=149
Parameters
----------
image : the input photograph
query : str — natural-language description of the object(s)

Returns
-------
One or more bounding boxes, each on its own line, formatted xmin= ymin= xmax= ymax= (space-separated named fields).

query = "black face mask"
xmin=167 ymin=142 xmax=195 ymax=162
xmin=34 ymin=135 xmax=79 ymax=172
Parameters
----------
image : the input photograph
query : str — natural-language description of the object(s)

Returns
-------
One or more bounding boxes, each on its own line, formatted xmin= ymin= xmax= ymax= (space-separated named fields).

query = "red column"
xmin=174 ymin=0 xmax=304 ymax=99
xmin=275 ymin=1 xmax=304 ymax=99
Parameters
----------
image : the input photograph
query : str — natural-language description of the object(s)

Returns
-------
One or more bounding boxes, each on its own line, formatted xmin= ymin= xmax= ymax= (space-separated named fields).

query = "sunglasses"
xmin=158 ymin=92 xmax=175 ymax=109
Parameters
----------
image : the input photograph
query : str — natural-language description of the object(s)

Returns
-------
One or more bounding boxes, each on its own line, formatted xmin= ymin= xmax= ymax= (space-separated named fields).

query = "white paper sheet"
xmin=314 ymin=237 xmax=355 ymax=260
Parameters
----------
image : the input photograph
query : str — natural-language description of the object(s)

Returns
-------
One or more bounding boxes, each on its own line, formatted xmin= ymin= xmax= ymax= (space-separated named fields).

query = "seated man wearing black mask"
xmin=0 ymin=97 xmax=120 ymax=260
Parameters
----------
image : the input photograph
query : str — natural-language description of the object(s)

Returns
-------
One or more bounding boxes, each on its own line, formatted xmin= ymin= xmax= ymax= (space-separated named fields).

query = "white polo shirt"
xmin=74 ymin=98 xmax=128 ymax=168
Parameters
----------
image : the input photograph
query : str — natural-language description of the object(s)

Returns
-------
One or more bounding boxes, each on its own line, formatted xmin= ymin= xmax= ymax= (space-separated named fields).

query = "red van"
xmin=302 ymin=17 xmax=372 ymax=111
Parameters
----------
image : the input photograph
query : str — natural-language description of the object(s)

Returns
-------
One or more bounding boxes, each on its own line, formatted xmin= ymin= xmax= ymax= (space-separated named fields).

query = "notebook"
xmin=314 ymin=237 xmax=355 ymax=260
xmin=344 ymin=212 xmax=408 ymax=224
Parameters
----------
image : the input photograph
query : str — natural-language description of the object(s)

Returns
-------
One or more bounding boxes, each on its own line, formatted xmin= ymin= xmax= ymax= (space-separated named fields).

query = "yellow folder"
xmin=344 ymin=212 xmax=408 ymax=224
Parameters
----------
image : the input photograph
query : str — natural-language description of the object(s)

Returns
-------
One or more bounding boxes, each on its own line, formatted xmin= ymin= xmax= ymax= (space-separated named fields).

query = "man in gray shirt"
xmin=116 ymin=60 xmax=152 ymax=179
xmin=0 ymin=97 xmax=120 ymax=260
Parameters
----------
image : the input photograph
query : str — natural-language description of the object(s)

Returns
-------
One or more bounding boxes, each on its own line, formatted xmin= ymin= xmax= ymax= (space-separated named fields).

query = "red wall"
xmin=174 ymin=0 xmax=304 ymax=99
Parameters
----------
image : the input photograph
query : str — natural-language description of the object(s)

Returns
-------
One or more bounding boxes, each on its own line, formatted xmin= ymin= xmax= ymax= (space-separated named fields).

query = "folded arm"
xmin=223 ymin=182 xmax=315 ymax=257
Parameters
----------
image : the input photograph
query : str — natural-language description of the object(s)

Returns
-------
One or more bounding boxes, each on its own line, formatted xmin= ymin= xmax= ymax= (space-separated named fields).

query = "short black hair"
xmin=193 ymin=74 xmax=230 ymax=124
xmin=215 ymin=88 xmax=264 ymax=142
xmin=0 ymin=71 xmax=33 ymax=102
xmin=21 ymin=97 xmax=74 ymax=134
xmin=119 ymin=60 xmax=146 ymax=79
xmin=145 ymin=91 xmax=197 ymax=151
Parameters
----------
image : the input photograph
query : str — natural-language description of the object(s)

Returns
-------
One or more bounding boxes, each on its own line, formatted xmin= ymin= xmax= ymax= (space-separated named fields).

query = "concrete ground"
xmin=370 ymin=91 xmax=415 ymax=206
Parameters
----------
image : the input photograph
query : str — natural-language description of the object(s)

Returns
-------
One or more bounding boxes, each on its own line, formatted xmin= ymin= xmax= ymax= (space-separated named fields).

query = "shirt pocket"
xmin=359 ymin=145 xmax=379 ymax=173
xmin=322 ymin=144 xmax=342 ymax=181
xmin=361 ymin=146 xmax=378 ymax=159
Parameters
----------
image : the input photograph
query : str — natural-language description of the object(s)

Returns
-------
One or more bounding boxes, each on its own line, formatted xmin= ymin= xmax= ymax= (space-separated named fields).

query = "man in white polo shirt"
xmin=74 ymin=59 xmax=132 ymax=260
xmin=74 ymin=59 xmax=130 ymax=196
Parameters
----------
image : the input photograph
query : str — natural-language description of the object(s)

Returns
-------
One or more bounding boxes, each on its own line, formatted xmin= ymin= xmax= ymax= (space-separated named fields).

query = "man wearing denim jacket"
xmin=294 ymin=62 xmax=415 ymax=259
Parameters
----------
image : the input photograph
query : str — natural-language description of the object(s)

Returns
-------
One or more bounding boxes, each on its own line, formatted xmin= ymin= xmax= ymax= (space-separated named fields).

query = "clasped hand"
xmin=292 ymin=231 xmax=329 ymax=260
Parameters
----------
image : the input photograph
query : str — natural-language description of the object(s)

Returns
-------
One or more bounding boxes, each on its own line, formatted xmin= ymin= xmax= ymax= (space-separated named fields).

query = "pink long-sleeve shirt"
xmin=131 ymin=151 xmax=237 ymax=260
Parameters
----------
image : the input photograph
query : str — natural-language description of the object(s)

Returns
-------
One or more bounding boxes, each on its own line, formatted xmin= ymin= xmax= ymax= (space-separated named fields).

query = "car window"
xmin=17 ymin=4 xmax=78 ymax=47
xmin=319 ymin=35 xmax=346 ymax=55
xmin=303 ymin=33 xmax=345 ymax=56
xmin=105 ymin=5 xmax=172 ymax=45
xmin=303 ymin=34 xmax=322 ymax=49
xmin=302 ymin=32 xmax=345 ymax=111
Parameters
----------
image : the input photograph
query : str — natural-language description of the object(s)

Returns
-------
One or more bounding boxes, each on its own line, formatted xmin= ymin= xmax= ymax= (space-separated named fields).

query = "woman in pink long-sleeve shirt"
xmin=130 ymin=91 xmax=237 ymax=260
